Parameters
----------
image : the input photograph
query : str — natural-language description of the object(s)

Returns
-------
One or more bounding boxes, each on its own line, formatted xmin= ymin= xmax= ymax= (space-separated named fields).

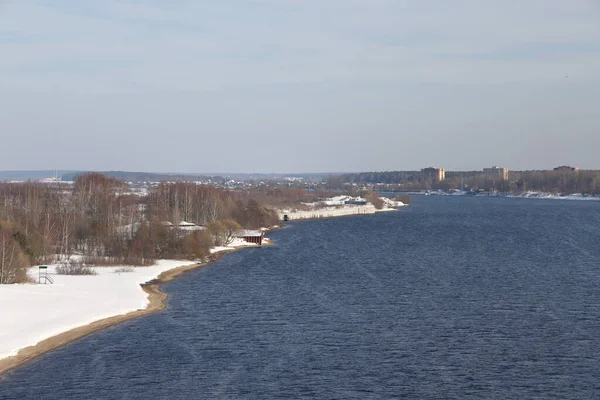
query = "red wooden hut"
xmin=235 ymin=230 xmax=265 ymax=245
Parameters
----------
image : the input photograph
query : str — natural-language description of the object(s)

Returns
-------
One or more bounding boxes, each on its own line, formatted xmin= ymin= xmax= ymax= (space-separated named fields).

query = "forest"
xmin=336 ymin=170 xmax=600 ymax=195
xmin=0 ymin=173 xmax=299 ymax=284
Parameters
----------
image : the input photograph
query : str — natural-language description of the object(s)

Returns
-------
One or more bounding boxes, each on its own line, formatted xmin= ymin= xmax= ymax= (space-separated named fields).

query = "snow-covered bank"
xmin=0 ymin=240 xmax=263 ymax=363
xmin=396 ymin=190 xmax=600 ymax=201
xmin=512 ymin=192 xmax=600 ymax=201
xmin=0 ymin=260 xmax=185 ymax=361
xmin=277 ymin=205 xmax=398 ymax=221
xmin=277 ymin=194 xmax=406 ymax=221
xmin=210 ymin=237 xmax=269 ymax=253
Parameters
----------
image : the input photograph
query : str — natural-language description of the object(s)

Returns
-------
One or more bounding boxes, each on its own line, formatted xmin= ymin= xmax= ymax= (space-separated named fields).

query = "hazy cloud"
xmin=0 ymin=1 xmax=599 ymax=172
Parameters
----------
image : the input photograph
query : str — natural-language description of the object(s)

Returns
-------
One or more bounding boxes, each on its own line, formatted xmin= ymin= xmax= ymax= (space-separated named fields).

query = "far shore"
xmin=0 ymin=249 xmax=243 ymax=378
xmin=278 ymin=205 xmax=403 ymax=221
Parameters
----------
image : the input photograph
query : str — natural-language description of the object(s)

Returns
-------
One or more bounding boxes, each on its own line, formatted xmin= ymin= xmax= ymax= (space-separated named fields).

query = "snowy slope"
xmin=0 ymin=237 xmax=264 ymax=361
xmin=0 ymin=260 xmax=188 ymax=360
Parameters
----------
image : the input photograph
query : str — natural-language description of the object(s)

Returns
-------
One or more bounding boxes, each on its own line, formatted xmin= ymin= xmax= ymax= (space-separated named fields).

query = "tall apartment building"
xmin=483 ymin=166 xmax=509 ymax=180
xmin=421 ymin=167 xmax=446 ymax=182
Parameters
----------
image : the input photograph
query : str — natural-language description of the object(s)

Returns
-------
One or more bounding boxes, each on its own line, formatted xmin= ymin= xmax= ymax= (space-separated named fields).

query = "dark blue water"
xmin=3 ymin=196 xmax=600 ymax=399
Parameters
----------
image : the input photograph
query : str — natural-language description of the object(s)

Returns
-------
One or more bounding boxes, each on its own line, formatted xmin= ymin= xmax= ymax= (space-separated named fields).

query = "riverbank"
xmin=0 ymin=242 xmax=263 ymax=377
xmin=276 ymin=194 xmax=406 ymax=221
xmin=277 ymin=205 xmax=395 ymax=221
xmin=385 ymin=190 xmax=600 ymax=201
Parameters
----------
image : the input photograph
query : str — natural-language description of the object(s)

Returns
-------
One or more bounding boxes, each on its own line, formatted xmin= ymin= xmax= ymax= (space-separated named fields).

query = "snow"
xmin=514 ymin=192 xmax=600 ymax=201
xmin=415 ymin=190 xmax=600 ymax=201
xmin=302 ymin=196 xmax=405 ymax=209
xmin=178 ymin=225 xmax=207 ymax=232
xmin=280 ymin=195 xmax=406 ymax=221
xmin=303 ymin=196 xmax=368 ymax=207
xmin=0 ymin=260 xmax=187 ymax=360
xmin=210 ymin=238 xmax=260 ymax=253
xmin=235 ymin=229 xmax=263 ymax=237
xmin=116 ymin=221 xmax=207 ymax=235
xmin=278 ymin=204 xmax=398 ymax=221
xmin=380 ymin=197 xmax=406 ymax=208
xmin=115 ymin=222 xmax=141 ymax=235
xmin=0 ymin=238 xmax=265 ymax=362
xmin=177 ymin=221 xmax=196 ymax=226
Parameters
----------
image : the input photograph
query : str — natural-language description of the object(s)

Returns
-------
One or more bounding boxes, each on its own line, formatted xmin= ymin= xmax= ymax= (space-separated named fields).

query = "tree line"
xmin=336 ymin=170 xmax=600 ymax=195
xmin=0 ymin=173 xmax=284 ymax=284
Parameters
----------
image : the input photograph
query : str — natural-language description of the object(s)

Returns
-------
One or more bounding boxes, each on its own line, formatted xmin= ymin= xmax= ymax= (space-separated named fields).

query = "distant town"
xmin=1 ymin=164 xmax=598 ymax=196
xmin=337 ymin=165 xmax=598 ymax=196
xmin=419 ymin=165 xmax=578 ymax=183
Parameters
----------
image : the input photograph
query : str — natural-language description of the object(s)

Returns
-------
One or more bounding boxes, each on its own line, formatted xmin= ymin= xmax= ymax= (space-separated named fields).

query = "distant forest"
xmin=61 ymin=171 xmax=224 ymax=183
xmin=334 ymin=170 xmax=600 ymax=195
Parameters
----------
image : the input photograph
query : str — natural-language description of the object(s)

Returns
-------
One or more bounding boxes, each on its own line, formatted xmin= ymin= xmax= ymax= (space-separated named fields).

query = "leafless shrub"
xmin=84 ymin=256 xmax=124 ymax=266
xmin=396 ymin=195 xmax=412 ymax=205
xmin=364 ymin=191 xmax=385 ymax=210
xmin=0 ymin=229 xmax=31 ymax=284
xmin=114 ymin=266 xmax=134 ymax=273
xmin=56 ymin=258 xmax=97 ymax=275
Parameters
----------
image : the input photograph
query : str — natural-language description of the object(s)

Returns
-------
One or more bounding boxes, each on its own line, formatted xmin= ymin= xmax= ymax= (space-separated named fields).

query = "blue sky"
xmin=1 ymin=0 xmax=599 ymax=173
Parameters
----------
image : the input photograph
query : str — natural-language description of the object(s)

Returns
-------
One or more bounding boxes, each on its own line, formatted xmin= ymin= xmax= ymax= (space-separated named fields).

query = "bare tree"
xmin=0 ymin=230 xmax=29 ymax=284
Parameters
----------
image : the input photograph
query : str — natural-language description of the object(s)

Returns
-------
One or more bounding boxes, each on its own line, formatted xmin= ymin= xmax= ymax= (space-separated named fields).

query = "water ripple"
xmin=2 ymin=197 xmax=600 ymax=399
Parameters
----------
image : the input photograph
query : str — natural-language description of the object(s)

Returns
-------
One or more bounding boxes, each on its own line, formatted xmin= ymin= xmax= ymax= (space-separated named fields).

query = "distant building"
xmin=554 ymin=166 xmax=579 ymax=172
xmin=483 ymin=166 xmax=509 ymax=180
xmin=421 ymin=167 xmax=446 ymax=182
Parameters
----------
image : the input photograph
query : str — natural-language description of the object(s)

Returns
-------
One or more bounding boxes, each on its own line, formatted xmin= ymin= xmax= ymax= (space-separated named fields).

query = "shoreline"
xmin=0 ymin=251 xmax=234 ymax=378
xmin=278 ymin=206 xmax=401 ymax=221
xmin=0 ymin=213 xmax=387 ymax=378
xmin=382 ymin=191 xmax=600 ymax=201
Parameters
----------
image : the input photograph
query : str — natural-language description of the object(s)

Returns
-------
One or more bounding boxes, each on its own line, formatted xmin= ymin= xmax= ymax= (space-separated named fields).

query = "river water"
xmin=2 ymin=196 xmax=600 ymax=399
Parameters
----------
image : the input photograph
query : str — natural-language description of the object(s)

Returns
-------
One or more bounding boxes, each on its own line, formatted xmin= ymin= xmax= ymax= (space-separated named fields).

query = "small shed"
xmin=235 ymin=230 xmax=265 ymax=245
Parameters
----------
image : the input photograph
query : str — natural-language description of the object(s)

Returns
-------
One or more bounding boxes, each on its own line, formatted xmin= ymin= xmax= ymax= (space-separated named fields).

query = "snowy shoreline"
xmin=392 ymin=190 xmax=600 ymax=201
xmin=278 ymin=195 xmax=406 ymax=221
xmin=0 ymin=239 xmax=263 ymax=373
xmin=0 ymin=197 xmax=403 ymax=375
xmin=278 ymin=205 xmax=398 ymax=221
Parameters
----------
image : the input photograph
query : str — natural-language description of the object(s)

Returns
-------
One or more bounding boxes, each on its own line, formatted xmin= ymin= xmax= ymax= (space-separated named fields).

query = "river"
xmin=2 ymin=196 xmax=600 ymax=399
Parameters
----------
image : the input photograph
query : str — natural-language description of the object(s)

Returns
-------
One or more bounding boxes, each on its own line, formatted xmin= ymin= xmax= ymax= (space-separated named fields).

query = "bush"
xmin=84 ymin=256 xmax=125 ymax=266
xmin=0 ymin=219 xmax=46 ymax=266
xmin=56 ymin=259 xmax=97 ymax=275
xmin=207 ymin=221 xmax=226 ymax=246
xmin=222 ymin=219 xmax=242 ymax=243
xmin=115 ymin=266 xmax=134 ymax=273
xmin=207 ymin=219 xmax=242 ymax=246
xmin=12 ymin=227 xmax=47 ymax=265
xmin=178 ymin=231 xmax=213 ymax=260
xmin=232 ymin=200 xmax=279 ymax=229
xmin=125 ymin=223 xmax=157 ymax=266
xmin=364 ymin=191 xmax=384 ymax=210
xmin=396 ymin=195 xmax=412 ymax=205
xmin=0 ymin=230 xmax=31 ymax=284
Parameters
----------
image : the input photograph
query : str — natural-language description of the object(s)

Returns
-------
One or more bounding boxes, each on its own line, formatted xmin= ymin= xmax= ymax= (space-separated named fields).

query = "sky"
xmin=1 ymin=0 xmax=599 ymax=173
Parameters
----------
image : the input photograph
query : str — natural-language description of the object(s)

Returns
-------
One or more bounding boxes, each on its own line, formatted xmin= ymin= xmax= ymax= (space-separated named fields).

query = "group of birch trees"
xmin=0 ymin=173 xmax=279 ymax=283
